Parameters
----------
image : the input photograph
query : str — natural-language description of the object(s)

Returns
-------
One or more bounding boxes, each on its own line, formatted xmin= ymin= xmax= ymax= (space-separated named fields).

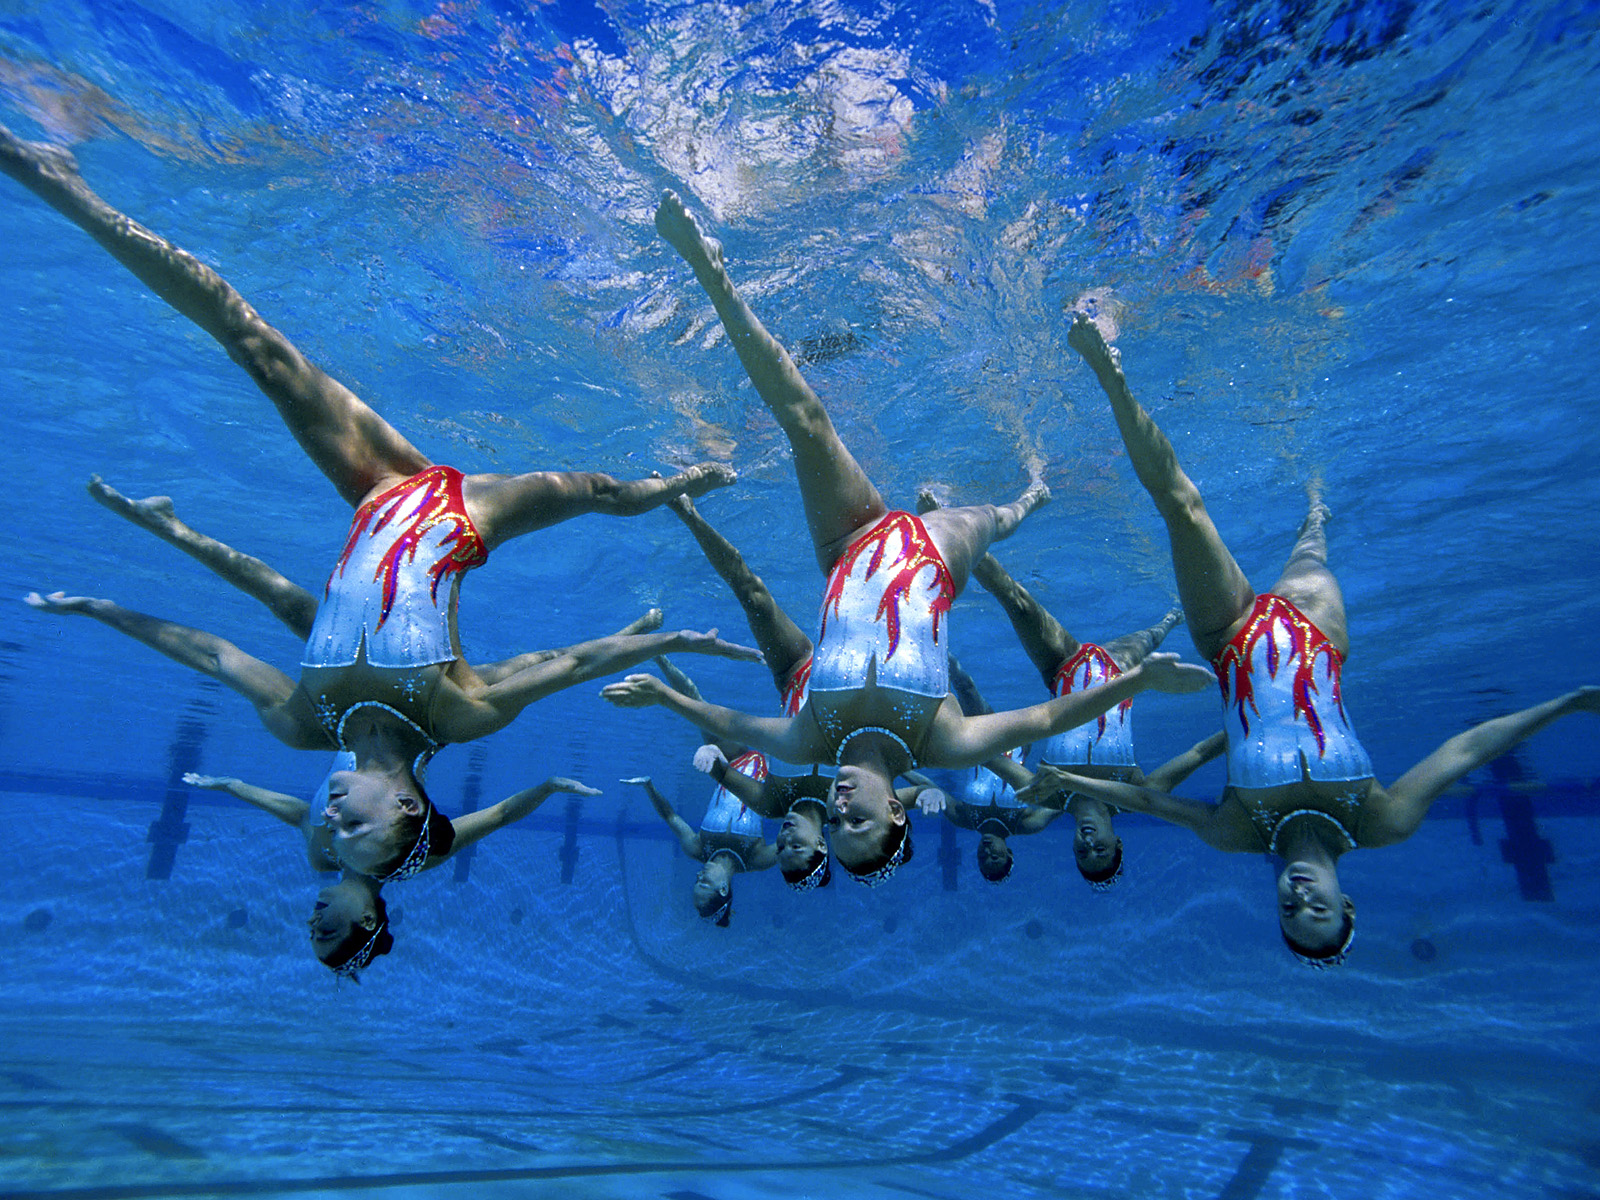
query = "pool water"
xmin=2 ymin=2 xmax=1598 ymax=1197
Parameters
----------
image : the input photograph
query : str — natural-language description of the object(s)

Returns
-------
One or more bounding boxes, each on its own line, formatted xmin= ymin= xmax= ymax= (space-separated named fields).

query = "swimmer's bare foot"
xmin=620 ymin=608 xmax=664 ymax=636
xmin=1067 ymin=311 xmax=1122 ymax=378
xmin=675 ymin=628 xmax=763 ymax=662
xmin=1571 ymin=686 xmax=1600 ymax=714
xmin=1019 ymin=476 xmax=1051 ymax=515
xmin=0 ymin=126 xmax=85 ymax=199
xmin=25 ymin=590 xmax=101 ymax=616
xmin=1157 ymin=606 xmax=1184 ymax=636
xmin=914 ymin=485 xmax=945 ymax=515
xmin=87 ymin=476 xmax=183 ymax=534
xmin=1299 ymin=476 xmax=1332 ymax=539
xmin=667 ymin=491 xmax=697 ymax=519
xmin=655 ymin=190 xmax=724 ymax=276
xmin=679 ymin=461 xmax=737 ymax=498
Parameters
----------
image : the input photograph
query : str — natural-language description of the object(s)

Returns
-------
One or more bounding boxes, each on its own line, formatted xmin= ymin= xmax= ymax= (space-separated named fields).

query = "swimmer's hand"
xmin=619 ymin=776 xmax=652 ymax=786
xmin=182 ymin=772 xmax=236 ymax=792
xmin=1066 ymin=311 xmax=1121 ymax=376
xmin=1015 ymin=764 xmax=1076 ymax=807
xmin=914 ymin=787 xmax=949 ymax=816
xmin=543 ymin=777 xmax=602 ymax=798
xmin=673 ymin=629 xmax=763 ymax=663
xmin=1129 ymin=652 xmax=1213 ymax=694
xmin=500 ymin=777 xmax=601 ymax=822
xmin=25 ymin=590 xmax=98 ymax=615
xmin=693 ymin=744 xmax=728 ymax=775
xmin=602 ymin=673 xmax=668 ymax=708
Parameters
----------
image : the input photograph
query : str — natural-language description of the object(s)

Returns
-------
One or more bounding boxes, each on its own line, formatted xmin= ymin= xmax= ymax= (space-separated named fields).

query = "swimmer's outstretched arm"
xmin=602 ymin=673 xmax=819 ymax=765
xmin=1021 ymin=768 xmax=1253 ymax=852
xmin=927 ymin=654 xmax=1214 ymax=769
xmin=182 ymin=772 xmax=307 ymax=825
xmin=1367 ymin=687 xmax=1600 ymax=848
xmin=622 ymin=776 xmax=702 ymax=859
xmin=24 ymin=591 xmax=324 ymax=750
xmin=88 ymin=477 xmax=319 ymax=638
xmin=471 ymin=610 xmax=665 ymax=686
xmin=694 ymin=743 xmax=833 ymax=820
xmin=447 ymin=777 xmax=602 ymax=856
xmin=656 ymin=655 xmax=739 ymax=752
xmin=1142 ymin=730 xmax=1228 ymax=792
xmin=440 ymin=629 xmax=761 ymax=743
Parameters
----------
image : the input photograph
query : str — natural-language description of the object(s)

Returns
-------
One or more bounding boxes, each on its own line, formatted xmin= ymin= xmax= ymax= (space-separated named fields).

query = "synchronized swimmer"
xmin=7 ymin=123 xmax=1593 ymax=974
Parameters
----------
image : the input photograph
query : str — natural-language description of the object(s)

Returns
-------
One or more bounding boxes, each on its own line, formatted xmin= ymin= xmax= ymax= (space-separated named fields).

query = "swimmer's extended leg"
xmin=460 ymin=462 xmax=735 ymax=551
xmin=1067 ymin=312 xmax=1253 ymax=661
xmin=87 ymin=476 xmax=319 ymax=638
xmin=667 ymin=493 xmax=813 ymax=686
xmin=0 ymin=127 xmax=429 ymax=506
xmin=913 ymin=478 xmax=1050 ymax=597
xmin=1101 ymin=606 xmax=1185 ymax=674
xmin=23 ymin=591 xmax=320 ymax=748
xmin=1264 ymin=477 xmax=1349 ymax=655
xmin=919 ymin=489 xmax=1068 ymax=680
xmin=655 ymin=190 xmax=885 ymax=572
xmin=437 ymin=627 xmax=762 ymax=743
xmin=1376 ymin=688 xmax=1600 ymax=843
xmin=471 ymin=609 xmax=664 ymax=685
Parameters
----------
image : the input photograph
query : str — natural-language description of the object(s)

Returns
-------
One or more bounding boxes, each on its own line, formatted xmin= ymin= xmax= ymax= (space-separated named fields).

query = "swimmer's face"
xmin=307 ymin=879 xmax=378 ymax=965
xmin=692 ymin=872 xmax=729 ymax=920
xmin=1277 ymin=861 xmax=1352 ymax=953
xmin=1073 ymin=809 xmax=1120 ymax=876
xmin=322 ymin=770 xmax=417 ymax=875
xmin=776 ymin=807 xmax=827 ymax=874
xmin=977 ymin=832 xmax=1010 ymax=874
xmin=827 ymin=765 xmax=903 ymax=870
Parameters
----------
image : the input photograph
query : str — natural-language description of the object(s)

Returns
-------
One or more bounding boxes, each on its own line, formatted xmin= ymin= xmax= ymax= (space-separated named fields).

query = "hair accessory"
xmin=786 ymin=854 xmax=831 ymax=892
xmin=370 ymin=804 xmax=434 ymax=884
xmin=1085 ymin=842 xmax=1124 ymax=892
xmin=325 ymin=921 xmax=386 ymax=983
xmin=848 ymin=823 xmax=910 ymax=888
xmin=1285 ymin=914 xmax=1355 ymax=969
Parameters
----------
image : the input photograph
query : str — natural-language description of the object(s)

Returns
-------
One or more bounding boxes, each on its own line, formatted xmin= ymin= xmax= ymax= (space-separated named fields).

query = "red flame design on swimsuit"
xmin=780 ymin=655 xmax=814 ymax=717
xmin=818 ymin=512 xmax=954 ymax=661
xmin=1052 ymin=643 xmax=1131 ymax=741
xmin=329 ymin=466 xmax=488 ymax=630
xmin=1213 ymin=594 xmax=1346 ymax=757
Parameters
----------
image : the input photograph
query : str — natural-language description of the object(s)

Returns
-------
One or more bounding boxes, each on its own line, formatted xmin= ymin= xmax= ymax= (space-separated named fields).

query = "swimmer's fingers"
xmin=182 ymin=772 xmax=229 ymax=790
xmin=1138 ymin=652 xmax=1214 ymax=694
xmin=546 ymin=777 xmax=602 ymax=797
xmin=679 ymin=628 xmax=763 ymax=662
xmin=25 ymin=590 xmax=95 ymax=614
xmin=692 ymin=744 xmax=727 ymax=774
xmin=602 ymin=674 xmax=667 ymax=708
xmin=915 ymin=787 xmax=948 ymax=816
xmin=1016 ymin=763 xmax=1073 ymax=805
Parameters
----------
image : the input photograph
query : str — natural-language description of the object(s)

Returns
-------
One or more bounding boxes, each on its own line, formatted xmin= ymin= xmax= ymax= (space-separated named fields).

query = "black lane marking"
xmin=1216 ymin=1130 xmax=1318 ymax=1200
xmin=98 ymin=1123 xmax=205 ymax=1161
xmin=0 ymin=1067 xmax=871 ymax=1126
xmin=439 ymin=1124 xmax=541 ymax=1155
xmin=0 ymin=1101 xmax=1041 ymax=1200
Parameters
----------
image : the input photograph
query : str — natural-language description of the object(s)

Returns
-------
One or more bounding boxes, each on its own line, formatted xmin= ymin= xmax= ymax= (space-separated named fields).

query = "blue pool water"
xmin=2 ymin=2 xmax=1598 ymax=1197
